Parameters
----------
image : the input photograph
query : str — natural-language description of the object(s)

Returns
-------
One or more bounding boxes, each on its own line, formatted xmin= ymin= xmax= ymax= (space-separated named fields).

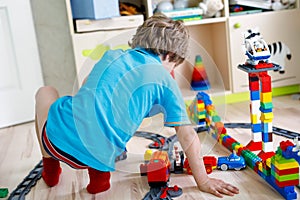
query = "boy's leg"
xmin=87 ymin=168 xmax=111 ymax=194
xmin=35 ymin=86 xmax=61 ymax=187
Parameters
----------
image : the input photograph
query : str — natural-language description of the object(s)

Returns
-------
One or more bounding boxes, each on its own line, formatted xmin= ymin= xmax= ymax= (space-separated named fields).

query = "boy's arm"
xmin=175 ymin=125 xmax=239 ymax=198
xmin=82 ymin=76 xmax=88 ymax=86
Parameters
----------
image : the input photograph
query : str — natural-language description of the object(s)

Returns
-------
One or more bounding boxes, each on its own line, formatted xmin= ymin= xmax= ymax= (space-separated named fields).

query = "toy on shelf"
xmin=272 ymin=0 xmax=296 ymax=11
xmin=199 ymin=0 xmax=224 ymax=18
xmin=191 ymin=55 xmax=210 ymax=91
xmin=217 ymin=152 xmax=246 ymax=171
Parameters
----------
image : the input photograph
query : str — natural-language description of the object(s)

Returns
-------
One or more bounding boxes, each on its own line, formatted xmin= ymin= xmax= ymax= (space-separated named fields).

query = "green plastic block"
xmin=271 ymin=171 xmax=299 ymax=182
xmin=260 ymin=102 xmax=273 ymax=110
xmin=0 ymin=188 xmax=8 ymax=198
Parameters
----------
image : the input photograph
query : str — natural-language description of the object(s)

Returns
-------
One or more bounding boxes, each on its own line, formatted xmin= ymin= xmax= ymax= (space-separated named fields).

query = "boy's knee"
xmin=35 ymin=86 xmax=58 ymax=100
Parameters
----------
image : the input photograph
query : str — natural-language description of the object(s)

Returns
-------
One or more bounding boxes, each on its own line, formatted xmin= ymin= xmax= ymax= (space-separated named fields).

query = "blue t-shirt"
xmin=46 ymin=48 xmax=190 ymax=171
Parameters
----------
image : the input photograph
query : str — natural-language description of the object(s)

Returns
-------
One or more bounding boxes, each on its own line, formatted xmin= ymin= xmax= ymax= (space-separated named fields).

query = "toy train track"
xmin=135 ymin=126 xmax=207 ymax=151
xmin=223 ymin=123 xmax=300 ymax=140
xmin=8 ymin=160 xmax=43 ymax=200
xmin=135 ymin=131 xmax=167 ymax=149
xmin=142 ymin=185 xmax=183 ymax=200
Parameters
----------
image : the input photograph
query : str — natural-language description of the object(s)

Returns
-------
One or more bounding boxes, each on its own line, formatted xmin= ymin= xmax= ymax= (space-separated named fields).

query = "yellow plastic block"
xmin=251 ymin=114 xmax=258 ymax=124
xmin=266 ymin=158 xmax=272 ymax=168
xmin=260 ymin=112 xmax=274 ymax=122
xmin=261 ymin=92 xmax=272 ymax=102
xmin=144 ymin=149 xmax=153 ymax=161
xmin=258 ymin=162 xmax=263 ymax=172
xmin=198 ymin=103 xmax=205 ymax=110
xmin=234 ymin=144 xmax=243 ymax=152
xmin=198 ymin=114 xmax=206 ymax=119
xmin=274 ymin=160 xmax=299 ymax=170
xmin=206 ymin=105 xmax=215 ymax=113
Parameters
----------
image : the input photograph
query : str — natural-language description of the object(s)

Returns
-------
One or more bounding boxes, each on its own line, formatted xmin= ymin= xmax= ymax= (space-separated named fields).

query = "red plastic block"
xmin=274 ymin=166 xmax=299 ymax=176
xmin=259 ymin=73 xmax=272 ymax=93
xmin=249 ymin=74 xmax=259 ymax=91
xmin=280 ymin=140 xmax=294 ymax=151
xmin=255 ymin=62 xmax=274 ymax=69
xmin=249 ymin=80 xmax=259 ymax=91
xmin=246 ymin=140 xmax=262 ymax=151
xmin=274 ymin=179 xmax=299 ymax=187
xmin=258 ymin=151 xmax=275 ymax=161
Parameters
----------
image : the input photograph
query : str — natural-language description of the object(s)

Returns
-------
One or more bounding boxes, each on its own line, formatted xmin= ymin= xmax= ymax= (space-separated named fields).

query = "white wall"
xmin=30 ymin=0 xmax=77 ymax=96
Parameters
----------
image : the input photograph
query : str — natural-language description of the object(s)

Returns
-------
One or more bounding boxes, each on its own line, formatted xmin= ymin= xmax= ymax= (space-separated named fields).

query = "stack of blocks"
xmin=248 ymin=73 xmax=262 ymax=150
xmin=186 ymin=91 xmax=299 ymax=199
xmin=258 ymin=72 xmax=274 ymax=154
xmin=191 ymin=55 xmax=210 ymax=91
xmin=248 ymin=71 xmax=274 ymax=154
xmin=186 ymin=92 xmax=211 ymax=127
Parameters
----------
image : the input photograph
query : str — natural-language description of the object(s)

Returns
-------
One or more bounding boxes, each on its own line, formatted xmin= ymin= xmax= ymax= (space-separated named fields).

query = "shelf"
xmin=229 ymin=0 xmax=272 ymax=10
xmin=184 ymin=17 xmax=227 ymax=26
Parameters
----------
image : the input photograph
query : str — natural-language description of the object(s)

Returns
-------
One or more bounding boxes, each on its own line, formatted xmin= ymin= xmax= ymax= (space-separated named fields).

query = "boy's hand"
xmin=198 ymin=177 xmax=239 ymax=198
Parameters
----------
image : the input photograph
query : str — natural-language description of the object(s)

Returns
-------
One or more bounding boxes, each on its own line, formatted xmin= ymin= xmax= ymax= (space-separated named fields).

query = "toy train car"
xmin=147 ymin=151 xmax=171 ymax=187
xmin=184 ymin=156 xmax=217 ymax=175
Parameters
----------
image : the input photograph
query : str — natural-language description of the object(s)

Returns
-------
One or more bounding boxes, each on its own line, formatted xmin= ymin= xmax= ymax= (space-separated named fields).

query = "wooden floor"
xmin=1 ymin=94 xmax=300 ymax=200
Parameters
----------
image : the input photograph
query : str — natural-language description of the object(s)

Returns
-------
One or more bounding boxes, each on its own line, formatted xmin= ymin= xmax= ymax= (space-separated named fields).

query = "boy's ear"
xmin=161 ymin=53 xmax=168 ymax=61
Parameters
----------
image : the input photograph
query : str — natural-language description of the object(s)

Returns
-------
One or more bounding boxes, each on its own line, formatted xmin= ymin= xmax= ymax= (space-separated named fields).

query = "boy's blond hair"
xmin=130 ymin=14 xmax=189 ymax=66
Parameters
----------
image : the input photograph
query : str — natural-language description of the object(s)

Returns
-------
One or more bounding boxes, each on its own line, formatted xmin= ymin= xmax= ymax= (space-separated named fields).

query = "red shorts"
xmin=42 ymin=123 xmax=88 ymax=169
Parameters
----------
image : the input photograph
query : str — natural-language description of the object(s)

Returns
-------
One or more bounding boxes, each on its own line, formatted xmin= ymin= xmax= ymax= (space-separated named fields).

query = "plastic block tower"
xmin=242 ymin=70 xmax=275 ymax=158
xmin=266 ymin=141 xmax=299 ymax=199
xmin=186 ymin=92 xmax=211 ymax=126
xmin=191 ymin=55 xmax=210 ymax=90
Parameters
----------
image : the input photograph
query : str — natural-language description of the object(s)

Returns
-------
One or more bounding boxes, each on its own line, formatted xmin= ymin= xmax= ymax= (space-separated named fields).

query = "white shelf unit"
xmin=31 ymin=0 xmax=300 ymax=96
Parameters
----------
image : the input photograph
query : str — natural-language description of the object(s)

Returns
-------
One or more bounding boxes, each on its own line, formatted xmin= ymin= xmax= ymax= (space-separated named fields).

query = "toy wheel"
xmin=206 ymin=168 xmax=212 ymax=174
xmin=234 ymin=167 xmax=241 ymax=171
xmin=220 ymin=164 xmax=228 ymax=171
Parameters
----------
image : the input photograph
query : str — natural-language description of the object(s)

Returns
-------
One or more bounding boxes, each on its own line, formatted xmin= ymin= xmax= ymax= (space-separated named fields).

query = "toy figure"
xmin=34 ymin=14 xmax=239 ymax=197
xmin=272 ymin=0 xmax=296 ymax=11
xmin=199 ymin=0 xmax=224 ymax=18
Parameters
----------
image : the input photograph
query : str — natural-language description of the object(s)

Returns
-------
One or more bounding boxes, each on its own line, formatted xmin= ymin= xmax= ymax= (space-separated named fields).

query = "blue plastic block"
xmin=197 ymin=92 xmax=212 ymax=105
xmin=260 ymin=106 xmax=272 ymax=113
xmin=250 ymin=90 xmax=260 ymax=100
xmin=222 ymin=135 xmax=230 ymax=142
xmin=71 ymin=0 xmax=120 ymax=19
xmin=262 ymin=123 xmax=270 ymax=134
xmin=283 ymin=146 xmax=300 ymax=163
xmin=268 ymin=176 xmax=297 ymax=200
xmin=251 ymin=123 xmax=261 ymax=133
xmin=262 ymin=132 xmax=272 ymax=142
xmin=191 ymin=81 xmax=210 ymax=91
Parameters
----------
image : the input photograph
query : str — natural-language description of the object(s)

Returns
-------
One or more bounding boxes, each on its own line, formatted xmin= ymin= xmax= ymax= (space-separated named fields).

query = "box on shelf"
xmin=70 ymin=0 xmax=120 ymax=20
xmin=75 ymin=14 xmax=144 ymax=32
